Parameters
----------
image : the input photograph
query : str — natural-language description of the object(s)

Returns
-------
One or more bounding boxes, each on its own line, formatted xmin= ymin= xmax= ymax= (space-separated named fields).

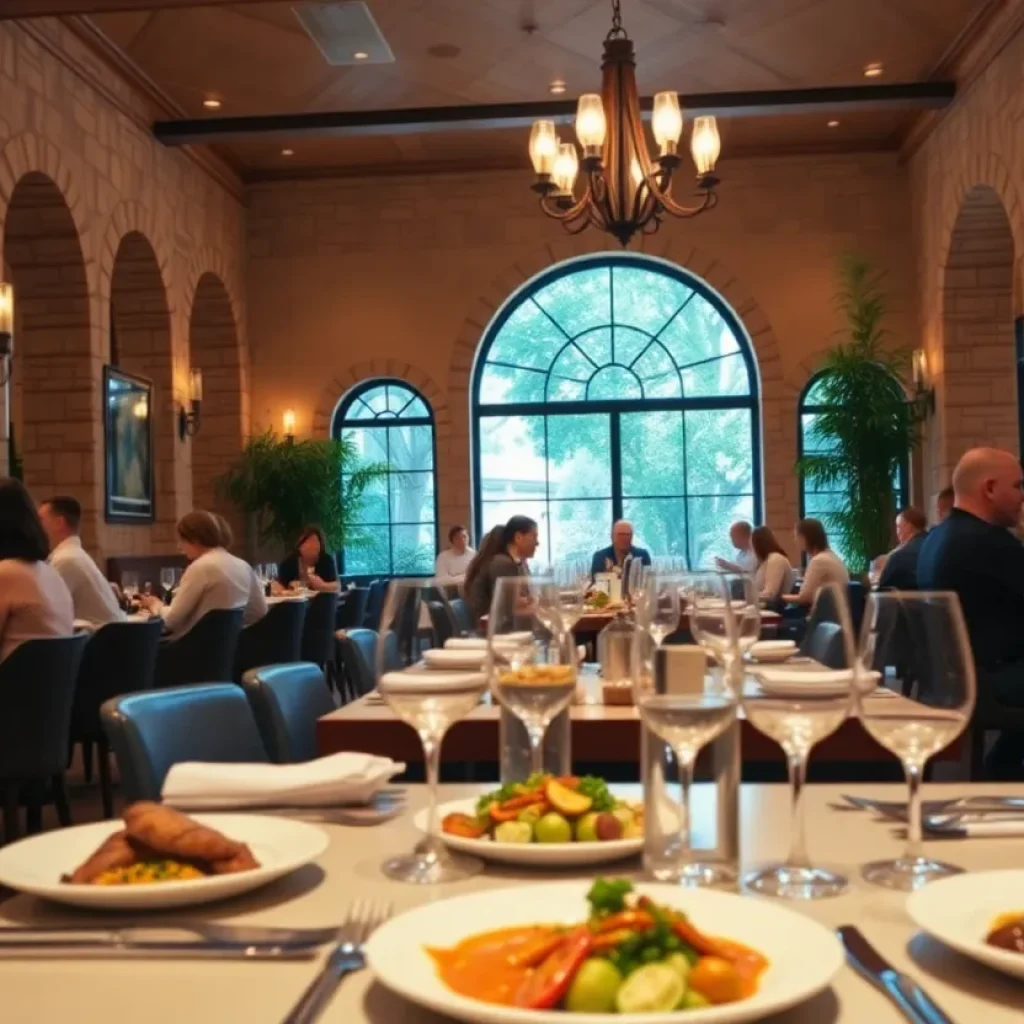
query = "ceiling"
xmin=83 ymin=0 xmax=999 ymax=178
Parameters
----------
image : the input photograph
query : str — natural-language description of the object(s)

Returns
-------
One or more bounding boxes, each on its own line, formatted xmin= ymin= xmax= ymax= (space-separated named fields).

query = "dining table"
xmin=0 ymin=782 xmax=1020 ymax=1022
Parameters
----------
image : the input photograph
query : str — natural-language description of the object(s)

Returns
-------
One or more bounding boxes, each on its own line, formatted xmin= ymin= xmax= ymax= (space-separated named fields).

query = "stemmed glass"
xmin=856 ymin=591 xmax=976 ymax=891
xmin=488 ymin=575 xmax=577 ymax=776
xmin=634 ymin=569 xmax=681 ymax=646
xmin=741 ymin=582 xmax=856 ymax=899
xmin=160 ymin=567 xmax=176 ymax=599
xmin=633 ymin=570 xmax=738 ymax=887
xmin=376 ymin=579 xmax=485 ymax=884
xmin=552 ymin=561 xmax=587 ymax=632
xmin=122 ymin=571 xmax=139 ymax=600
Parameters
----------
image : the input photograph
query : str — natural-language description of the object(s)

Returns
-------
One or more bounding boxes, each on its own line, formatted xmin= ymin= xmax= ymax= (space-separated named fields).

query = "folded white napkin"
xmin=161 ymin=752 xmax=405 ymax=810
xmin=924 ymin=814 xmax=1024 ymax=837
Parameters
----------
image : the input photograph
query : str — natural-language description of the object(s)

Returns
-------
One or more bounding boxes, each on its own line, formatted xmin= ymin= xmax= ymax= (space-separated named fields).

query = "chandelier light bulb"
xmin=691 ymin=116 xmax=721 ymax=176
xmin=553 ymin=143 xmax=579 ymax=196
xmin=652 ymin=91 xmax=683 ymax=153
xmin=529 ymin=120 xmax=559 ymax=176
xmin=575 ymin=93 xmax=607 ymax=154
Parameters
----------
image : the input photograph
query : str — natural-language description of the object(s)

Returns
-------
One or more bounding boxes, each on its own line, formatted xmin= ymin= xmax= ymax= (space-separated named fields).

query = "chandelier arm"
xmin=645 ymin=176 xmax=717 ymax=219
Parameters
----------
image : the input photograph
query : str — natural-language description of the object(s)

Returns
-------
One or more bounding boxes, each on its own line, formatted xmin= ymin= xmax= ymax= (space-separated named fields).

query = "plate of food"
xmin=0 ymin=802 xmax=329 ymax=910
xmin=365 ymin=876 xmax=844 ymax=1023
xmin=907 ymin=870 xmax=1024 ymax=980
xmin=584 ymin=592 xmax=625 ymax=614
xmin=423 ymin=774 xmax=643 ymax=866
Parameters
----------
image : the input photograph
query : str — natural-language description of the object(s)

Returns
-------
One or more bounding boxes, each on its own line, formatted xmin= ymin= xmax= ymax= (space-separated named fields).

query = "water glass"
xmin=634 ymin=569 xmax=681 ymax=646
xmin=121 ymin=571 xmax=139 ymax=599
xmin=160 ymin=567 xmax=176 ymax=596
xmin=376 ymin=579 xmax=485 ymax=884
xmin=741 ymin=582 xmax=856 ymax=899
xmin=488 ymin=575 xmax=577 ymax=777
xmin=856 ymin=591 xmax=975 ymax=891
xmin=552 ymin=562 xmax=586 ymax=631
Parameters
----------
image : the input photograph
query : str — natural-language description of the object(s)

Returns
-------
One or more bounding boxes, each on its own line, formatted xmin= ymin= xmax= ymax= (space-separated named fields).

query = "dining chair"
xmin=240 ymin=663 xmax=336 ymax=762
xmin=235 ymin=599 xmax=306 ymax=681
xmin=336 ymin=587 xmax=369 ymax=631
xmin=336 ymin=627 xmax=401 ymax=701
xmin=449 ymin=597 xmax=474 ymax=636
xmin=100 ymin=683 xmax=269 ymax=802
xmin=426 ymin=600 xmax=456 ymax=648
xmin=0 ymin=633 xmax=89 ymax=844
xmin=301 ymin=591 xmax=340 ymax=690
xmin=796 ymin=586 xmax=841 ymax=655
xmin=153 ymin=608 xmax=244 ymax=688
xmin=71 ymin=618 xmax=164 ymax=818
xmin=803 ymin=621 xmax=847 ymax=669
xmin=363 ymin=579 xmax=389 ymax=631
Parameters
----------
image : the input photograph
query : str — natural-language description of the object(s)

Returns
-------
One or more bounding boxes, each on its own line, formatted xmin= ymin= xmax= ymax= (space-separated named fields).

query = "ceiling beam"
xmin=154 ymin=82 xmax=956 ymax=146
xmin=0 ymin=0 xmax=287 ymax=16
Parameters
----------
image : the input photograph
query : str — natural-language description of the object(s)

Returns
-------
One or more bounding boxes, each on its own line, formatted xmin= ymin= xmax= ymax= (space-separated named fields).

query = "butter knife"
xmin=838 ymin=926 xmax=955 ymax=1024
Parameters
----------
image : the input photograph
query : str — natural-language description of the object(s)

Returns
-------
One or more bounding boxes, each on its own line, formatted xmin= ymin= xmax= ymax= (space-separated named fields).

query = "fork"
xmin=281 ymin=899 xmax=392 ymax=1024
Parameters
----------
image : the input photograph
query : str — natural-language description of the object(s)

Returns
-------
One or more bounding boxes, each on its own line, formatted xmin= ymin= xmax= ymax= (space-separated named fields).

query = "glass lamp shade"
xmin=529 ymin=120 xmax=559 ymax=175
xmin=283 ymin=408 xmax=296 ymax=435
xmin=691 ymin=116 xmax=721 ymax=176
xmin=188 ymin=368 xmax=203 ymax=402
xmin=575 ymin=93 xmax=607 ymax=151
xmin=0 ymin=282 xmax=13 ymax=339
xmin=652 ymin=91 xmax=683 ymax=152
xmin=553 ymin=143 xmax=579 ymax=196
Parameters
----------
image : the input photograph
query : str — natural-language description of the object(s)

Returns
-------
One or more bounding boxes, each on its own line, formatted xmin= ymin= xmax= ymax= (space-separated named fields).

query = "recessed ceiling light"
xmin=863 ymin=62 xmax=883 ymax=78
xmin=827 ymin=120 xmax=840 ymax=128
xmin=281 ymin=148 xmax=295 ymax=157
xmin=549 ymin=79 xmax=567 ymax=95
xmin=202 ymin=97 xmax=222 ymax=109
xmin=353 ymin=51 xmax=369 ymax=60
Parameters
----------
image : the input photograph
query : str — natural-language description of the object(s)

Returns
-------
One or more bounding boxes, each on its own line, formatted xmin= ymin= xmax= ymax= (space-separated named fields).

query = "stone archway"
xmin=2 ymin=171 xmax=99 ymax=544
xmin=189 ymin=271 xmax=245 ymax=548
xmin=941 ymin=184 xmax=1017 ymax=474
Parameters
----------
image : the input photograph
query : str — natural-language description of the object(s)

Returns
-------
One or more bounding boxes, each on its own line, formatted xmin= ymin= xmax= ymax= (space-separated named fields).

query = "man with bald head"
xmin=590 ymin=520 xmax=651 ymax=579
xmin=918 ymin=446 xmax=1024 ymax=778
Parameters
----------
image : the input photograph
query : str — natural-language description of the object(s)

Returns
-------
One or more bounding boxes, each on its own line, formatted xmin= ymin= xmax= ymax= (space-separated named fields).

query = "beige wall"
xmin=247 ymin=154 xmax=915 ymax=554
xmin=0 ymin=18 xmax=247 ymax=563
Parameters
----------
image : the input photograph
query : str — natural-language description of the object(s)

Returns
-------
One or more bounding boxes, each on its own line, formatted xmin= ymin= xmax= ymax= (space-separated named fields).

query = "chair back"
xmin=0 ymin=634 xmax=89 ymax=781
xmin=154 ymin=608 xmax=244 ymax=688
xmin=241 ymin=663 xmax=335 ymax=762
xmin=804 ymin=621 xmax=847 ymax=669
xmin=235 ymin=600 xmax=306 ymax=680
xmin=846 ymin=580 xmax=867 ymax=640
xmin=336 ymin=587 xmax=369 ymax=631
xmin=427 ymin=600 xmax=455 ymax=648
xmin=301 ymin=592 xmax=339 ymax=667
xmin=336 ymin=628 xmax=376 ymax=698
xmin=101 ymin=683 xmax=268 ymax=802
xmin=797 ymin=586 xmax=841 ymax=655
xmin=72 ymin=619 xmax=164 ymax=740
xmin=449 ymin=597 xmax=473 ymax=636
xmin=363 ymin=579 xmax=388 ymax=630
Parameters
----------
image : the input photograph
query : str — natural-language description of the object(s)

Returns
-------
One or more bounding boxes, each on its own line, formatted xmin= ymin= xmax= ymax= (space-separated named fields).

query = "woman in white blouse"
xmin=751 ymin=525 xmax=795 ymax=605
xmin=783 ymin=517 xmax=850 ymax=606
xmin=141 ymin=510 xmax=266 ymax=637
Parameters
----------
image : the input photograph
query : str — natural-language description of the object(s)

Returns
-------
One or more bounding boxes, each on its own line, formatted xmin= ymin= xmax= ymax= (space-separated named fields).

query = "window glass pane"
xmin=480 ymin=499 xmax=549 ymax=568
xmin=549 ymin=499 xmax=613 ymax=564
xmin=612 ymin=266 xmax=693 ymax=336
xmin=389 ymin=471 xmax=434 ymax=524
xmin=362 ymin=385 xmax=390 ymax=415
xmin=346 ymin=400 xmax=375 ymax=420
xmin=804 ymin=375 xmax=831 ymax=405
xmin=391 ymin=524 xmax=436 ymax=575
xmin=532 ymin=266 xmax=611 ymax=338
xmin=550 ymin=343 xmax=598 ymax=385
xmin=588 ymin=365 xmax=642 ymax=401
xmin=487 ymin=301 xmax=566 ymax=371
xmin=480 ymin=364 xmax=546 ymax=405
xmin=686 ymin=494 xmax=755 ymax=570
xmin=682 ymin=352 xmax=750 ymax=397
xmin=611 ymin=325 xmax=650 ymax=367
xmin=405 ymin=396 xmax=429 ymax=419
xmin=685 ymin=409 xmax=753 ymax=495
xmin=346 ymin=475 xmax=387 ymax=526
xmin=576 ymin=326 xmax=612 ymax=366
xmin=547 ymin=414 xmax=612 ymax=499
xmin=388 ymin=424 xmax=433 ymax=472
xmin=660 ymin=298 xmax=740 ymax=368
xmin=345 ymin=425 xmax=388 ymax=465
xmin=620 ymin=411 xmax=684 ymax=498
xmin=547 ymin=376 xmax=588 ymax=403
xmin=621 ymin=498 xmax=687 ymax=559
xmin=479 ymin=416 xmax=546 ymax=504
xmin=633 ymin=343 xmax=679 ymax=396
xmin=344 ymin=533 xmax=392 ymax=576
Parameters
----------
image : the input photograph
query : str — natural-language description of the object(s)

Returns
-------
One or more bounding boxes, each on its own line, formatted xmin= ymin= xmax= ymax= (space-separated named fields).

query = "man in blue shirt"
xmin=878 ymin=506 xmax=927 ymax=590
xmin=917 ymin=447 xmax=1024 ymax=779
xmin=590 ymin=520 xmax=652 ymax=579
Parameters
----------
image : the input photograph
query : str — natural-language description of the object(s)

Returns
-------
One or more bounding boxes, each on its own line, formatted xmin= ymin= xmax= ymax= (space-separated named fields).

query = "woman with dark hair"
xmin=465 ymin=516 xmax=539 ymax=621
xmin=783 ymin=517 xmax=849 ymax=606
xmin=750 ymin=525 xmax=794 ymax=604
xmin=0 ymin=477 xmax=73 ymax=661
xmin=275 ymin=524 xmax=339 ymax=593
xmin=141 ymin=509 xmax=267 ymax=637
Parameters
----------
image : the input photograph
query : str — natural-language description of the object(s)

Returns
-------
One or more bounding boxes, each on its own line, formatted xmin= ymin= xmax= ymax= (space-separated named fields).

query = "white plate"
xmin=907 ymin=870 xmax=1024 ymax=981
xmin=0 ymin=814 xmax=329 ymax=911
xmin=445 ymin=637 xmax=488 ymax=650
xmin=749 ymin=640 xmax=797 ymax=664
xmin=419 ymin=797 xmax=642 ymax=867
xmin=380 ymin=670 xmax=487 ymax=692
xmin=753 ymin=668 xmax=880 ymax=698
xmin=365 ymin=881 xmax=844 ymax=1024
xmin=423 ymin=648 xmax=488 ymax=670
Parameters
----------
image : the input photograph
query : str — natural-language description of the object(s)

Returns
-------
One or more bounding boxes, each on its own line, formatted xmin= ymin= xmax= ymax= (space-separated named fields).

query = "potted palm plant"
xmin=796 ymin=255 xmax=918 ymax=572
xmin=217 ymin=430 xmax=386 ymax=559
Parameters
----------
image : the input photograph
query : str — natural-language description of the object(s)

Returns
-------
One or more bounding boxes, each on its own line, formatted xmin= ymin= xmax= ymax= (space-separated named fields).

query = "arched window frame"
xmin=332 ymin=378 xmax=439 ymax=578
xmin=471 ymin=254 xmax=764 ymax=567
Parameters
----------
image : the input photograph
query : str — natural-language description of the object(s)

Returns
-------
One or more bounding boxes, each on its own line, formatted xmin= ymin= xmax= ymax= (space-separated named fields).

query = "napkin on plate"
xmin=161 ymin=752 xmax=405 ymax=810
xmin=923 ymin=813 xmax=1024 ymax=838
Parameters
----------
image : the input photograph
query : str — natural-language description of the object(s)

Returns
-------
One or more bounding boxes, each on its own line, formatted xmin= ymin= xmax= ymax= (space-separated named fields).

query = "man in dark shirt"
xmin=878 ymin=506 xmax=927 ymax=591
xmin=917 ymin=447 xmax=1024 ymax=778
xmin=590 ymin=520 xmax=652 ymax=579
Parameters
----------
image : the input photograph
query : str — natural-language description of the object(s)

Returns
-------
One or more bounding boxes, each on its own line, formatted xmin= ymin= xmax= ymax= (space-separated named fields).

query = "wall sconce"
xmin=0 ymin=282 xmax=14 ymax=387
xmin=911 ymin=348 xmax=935 ymax=418
xmin=178 ymin=368 xmax=203 ymax=441
xmin=282 ymin=408 xmax=296 ymax=443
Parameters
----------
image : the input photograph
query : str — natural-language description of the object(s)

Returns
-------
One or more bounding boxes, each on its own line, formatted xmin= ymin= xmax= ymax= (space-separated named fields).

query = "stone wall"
xmin=0 ymin=18 xmax=247 ymax=562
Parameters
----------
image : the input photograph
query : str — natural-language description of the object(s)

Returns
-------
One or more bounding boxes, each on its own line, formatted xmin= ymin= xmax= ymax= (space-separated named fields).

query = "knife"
xmin=838 ymin=926 xmax=955 ymax=1024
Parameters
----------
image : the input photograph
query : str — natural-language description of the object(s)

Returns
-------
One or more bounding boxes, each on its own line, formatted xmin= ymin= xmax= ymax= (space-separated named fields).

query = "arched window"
xmin=473 ymin=255 xmax=762 ymax=567
xmin=798 ymin=370 xmax=909 ymax=562
xmin=333 ymin=379 xmax=437 ymax=576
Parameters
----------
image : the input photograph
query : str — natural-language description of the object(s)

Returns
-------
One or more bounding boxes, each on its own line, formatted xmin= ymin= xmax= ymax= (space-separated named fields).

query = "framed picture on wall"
xmin=103 ymin=365 xmax=155 ymax=524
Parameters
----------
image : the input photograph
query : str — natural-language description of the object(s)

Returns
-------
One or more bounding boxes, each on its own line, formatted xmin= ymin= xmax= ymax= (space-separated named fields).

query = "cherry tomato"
xmin=441 ymin=813 xmax=486 ymax=839
xmin=514 ymin=926 xmax=593 ymax=1009
xmin=688 ymin=956 xmax=744 ymax=1004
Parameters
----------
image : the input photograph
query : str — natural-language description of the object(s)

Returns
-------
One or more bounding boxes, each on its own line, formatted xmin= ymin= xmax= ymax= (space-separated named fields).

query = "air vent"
xmin=293 ymin=2 xmax=394 ymax=66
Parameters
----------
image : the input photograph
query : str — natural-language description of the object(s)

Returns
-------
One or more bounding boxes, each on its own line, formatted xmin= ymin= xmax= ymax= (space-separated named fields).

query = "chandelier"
xmin=528 ymin=0 xmax=721 ymax=247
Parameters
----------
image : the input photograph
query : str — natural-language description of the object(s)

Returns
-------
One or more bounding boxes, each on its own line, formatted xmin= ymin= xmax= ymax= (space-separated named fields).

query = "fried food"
xmin=123 ymin=802 xmax=245 ymax=863
xmin=63 ymin=830 xmax=148 ymax=884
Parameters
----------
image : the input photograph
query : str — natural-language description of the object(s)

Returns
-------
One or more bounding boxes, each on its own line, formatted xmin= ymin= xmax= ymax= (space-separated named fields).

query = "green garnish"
xmin=587 ymin=877 xmax=633 ymax=916
xmin=577 ymin=775 xmax=616 ymax=813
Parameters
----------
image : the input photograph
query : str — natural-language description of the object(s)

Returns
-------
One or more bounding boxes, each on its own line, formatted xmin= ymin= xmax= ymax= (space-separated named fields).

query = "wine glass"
xmin=717 ymin=572 xmax=762 ymax=672
xmin=160 ymin=567 xmax=176 ymax=598
xmin=488 ymin=574 xmax=577 ymax=776
xmin=634 ymin=569 xmax=681 ymax=646
xmin=856 ymin=591 xmax=976 ymax=891
xmin=375 ymin=579 xmax=485 ymax=884
xmin=741 ymin=582 xmax=856 ymax=899
xmin=121 ymin=572 xmax=139 ymax=604
xmin=552 ymin=563 xmax=586 ymax=632
xmin=633 ymin=571 xmax=737 ymax=887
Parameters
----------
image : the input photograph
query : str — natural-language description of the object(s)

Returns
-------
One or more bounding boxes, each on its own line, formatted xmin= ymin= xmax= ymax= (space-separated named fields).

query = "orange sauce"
xmin=712 ymin=937 xmax=770 ymax=999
